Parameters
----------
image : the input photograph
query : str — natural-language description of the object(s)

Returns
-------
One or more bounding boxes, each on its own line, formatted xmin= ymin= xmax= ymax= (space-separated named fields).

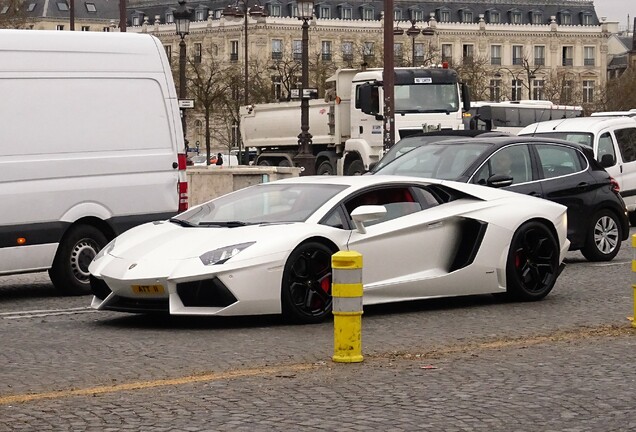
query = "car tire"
xmin=505 ymin=221 xmax=559 ymax=301
xmin=281 ymin=242 xmax=334 ymax=324
xmin=317 ymin=160 xmax=335 ymax=175
xmin=581 ymin=209 xmax=622 ymax=262
xmin=49 ymin=224 xmax=108 ymax=296
xmin=346 ymin=160 xmax=365 ymax=176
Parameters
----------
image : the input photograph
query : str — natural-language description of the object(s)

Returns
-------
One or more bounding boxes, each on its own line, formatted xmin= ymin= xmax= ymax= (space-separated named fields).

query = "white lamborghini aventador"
xmin=89 ymin=175 xmax=569 ymax=324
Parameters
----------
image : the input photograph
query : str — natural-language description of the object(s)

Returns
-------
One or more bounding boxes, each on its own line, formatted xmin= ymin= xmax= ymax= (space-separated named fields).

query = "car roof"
xmin=400 ymin=129 xmax=511 ymax=139
xmin=408 ymin=135 xmax=586 ymax=150
xmin=519 ymin=116 xmax=636 ymax=135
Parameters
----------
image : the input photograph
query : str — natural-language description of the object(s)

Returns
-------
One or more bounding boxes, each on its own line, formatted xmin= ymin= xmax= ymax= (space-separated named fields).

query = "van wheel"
xmin=317 ymin=160 xmax=335 ymax=175
xmin=346 ymin=160 xmax=365 ymax=176
xmin=49 ymin=225 xmax=108 ymax=296
xmin=581 ymin=209 xmax=621 ymax=262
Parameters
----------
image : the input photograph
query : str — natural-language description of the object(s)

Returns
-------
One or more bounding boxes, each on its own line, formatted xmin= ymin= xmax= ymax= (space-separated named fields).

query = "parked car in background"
xmin=369 ymin=130 xmax=511 ymax=173
xmin=518 ymin=116 xmax=636 ymax=225
xmin=375 ymin=136 xmax=629 ymax=261
xmin=89 ymin=176 xmax=569 ymax=324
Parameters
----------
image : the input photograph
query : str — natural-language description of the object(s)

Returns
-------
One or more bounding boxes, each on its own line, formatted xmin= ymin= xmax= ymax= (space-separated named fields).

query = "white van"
xmin=519 ymin=116 xmax=636 ymax=222
xmin=0 ymin=30 xmax=188 ymax=294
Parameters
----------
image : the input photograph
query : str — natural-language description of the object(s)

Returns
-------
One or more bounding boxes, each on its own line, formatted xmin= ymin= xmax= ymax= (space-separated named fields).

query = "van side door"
xmin=612 ymin=126 xmax=636 ymax=211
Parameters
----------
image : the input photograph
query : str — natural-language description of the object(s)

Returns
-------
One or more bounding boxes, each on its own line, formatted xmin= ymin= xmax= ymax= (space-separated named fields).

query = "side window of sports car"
xmin=535 ymin=144 xmax=583 ymax=179
xmin=343 ymin=187 xmax=423 ymax=226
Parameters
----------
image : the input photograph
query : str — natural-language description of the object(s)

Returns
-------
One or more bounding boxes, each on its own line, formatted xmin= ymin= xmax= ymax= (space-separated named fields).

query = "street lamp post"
xmin=528 ymin=72 xmax=536 ymax=100
xmin=406 ymin=19 xmax=420 ymax=67
xmin=293 ymin=0 xmax=315 ymax=175
xmin=174 ymin=0 xmax=192 ymax=155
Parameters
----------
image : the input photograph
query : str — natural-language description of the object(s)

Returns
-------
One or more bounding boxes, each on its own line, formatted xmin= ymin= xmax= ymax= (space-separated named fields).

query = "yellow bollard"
xmin=332 ymin=251 xmax=364 ymax=363
xmin=632 ymin=235 xmax=636 ymax=328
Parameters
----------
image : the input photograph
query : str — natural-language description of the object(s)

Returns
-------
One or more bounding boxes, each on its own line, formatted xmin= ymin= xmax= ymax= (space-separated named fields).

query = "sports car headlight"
xmin=199 ymin=242 xmax=255 ymax=266
xmin=92 ymin=239 xmax=116 ymax=262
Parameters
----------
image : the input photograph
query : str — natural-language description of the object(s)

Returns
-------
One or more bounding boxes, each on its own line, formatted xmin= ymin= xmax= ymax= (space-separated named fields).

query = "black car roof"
xmin=400 ymin=129 xmax=511 ymax=139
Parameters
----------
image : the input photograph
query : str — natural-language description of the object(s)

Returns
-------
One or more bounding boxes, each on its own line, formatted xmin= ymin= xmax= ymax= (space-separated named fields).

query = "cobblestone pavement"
xmin=1 ymin=232 xmax=635 ymax=431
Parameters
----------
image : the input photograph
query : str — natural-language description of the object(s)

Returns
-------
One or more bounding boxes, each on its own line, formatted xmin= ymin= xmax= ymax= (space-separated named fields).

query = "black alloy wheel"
xmin=505 ymin=221 xmax=559 ymax=301
xmin=281 ymin=242 xmax=334 ymax=324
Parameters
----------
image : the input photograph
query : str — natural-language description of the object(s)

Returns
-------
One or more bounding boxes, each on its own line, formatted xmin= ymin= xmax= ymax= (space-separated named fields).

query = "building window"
xmin=462 ymin=44 xmax=474 ymax=62
xmin=394 ymin=42 xmax=403 ymax=65
xmin=439 ymin=10 xmax=450 ymax=22
xmin=85 ymin=2 xmax=96 ymax=12
xmin=165 ymin=13 xmax=173 ymax=24
xmin=463 ymin=11 xmax=473 ymax=23
xmin=490 ymin=79 xmax=502 ymax=102
xmin=195 ymin=9 xmax=205 ymax=21
xmin=394 ymin=9 xmax=402 ymax=21
xmin=363 ymin=42 xmax=374 ymax=59
xmin=214 ymin=9 xmax=223 ymax=19
xmin=562 ymin=46 xmax=573 ymax=66
xmin=531 ymin=12 xmax=542 ymax=24
xmin=342 ymin=41 xmax=353 ymax=63
xmin=27 ymin=3 xmax=36 ymax=12
xmin=56 ymin=24 xmax=64 ymax=30
xmin=584 ymin=46 xmax=595 ymax=66
xmin=0 ymin=6 xmax=8 ymax=14
xmin=491 ymin=45 xmax=501 ymax=65
xmin=272 ymin=76 xmax=282 ymax=100
xmin=320 ymin=6 xmax=330 ymax=19
xmin=533 ymin=79 xmax=544 ymax=100
xmin=414 ymin=43 xmax=424 ymax=65
xmin=57 ymin=2 xmax=68 ymax=11
xmin=81 ymin=26 xmax=90 ymax=31
xmin=292 ymin=40 xmax=302 ymax=61
xmin=489 ymin=11 xmax=500 ymax=23
xmin=534 ymin=46 xmax=545 ymax=66
xmin=512 ymin=79 xmax=523 ymax=101
xmin=194 ymin=43 xmax=202 ymax=64
xmin=230 ymin=40 xmax=239 ymax=62
xmin=271 ymin=39 xmax=283 ymax=60
xmin=411 ymin=10 xmax=424 ymax=21
xmin=340 ymin=7 xmax=352 ymax=19
xmin=164 ymin=45 xmax=172 ymax=64
xmin=269 ymin=4 xmax=281 ymax=17
xmin=441 ymin=44 xmax=452 ymax=63
xmin=512 ymin=45 xmax=524 ymax=65
xmin=103 ymin=27 xmax=110 ymax=32
xmin=561 ymin=12 xmax=571 ymax=25
xmin=362 ymin=7 xmax=374 ymax=20
xmin=511 ymin=12 xmax=522 ymax=24
xmin=562 ymin=80 xmax=573 ymax=103
xmin=582 ymin=14 xmax=593 ymax=25
xmin=583 ymin=80 xmax=594 ymax=103
xmin=321 ymin=41 xmax=332 ymax=61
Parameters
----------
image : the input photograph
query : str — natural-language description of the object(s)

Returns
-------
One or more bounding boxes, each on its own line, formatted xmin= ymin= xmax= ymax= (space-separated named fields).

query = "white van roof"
xmin=518 ymin=116 xmax=636 ymax=135
xmin=0 ymin=29 xmax=166 ymax=73
xmin=590 ymin=111 xmax=636 ymax=117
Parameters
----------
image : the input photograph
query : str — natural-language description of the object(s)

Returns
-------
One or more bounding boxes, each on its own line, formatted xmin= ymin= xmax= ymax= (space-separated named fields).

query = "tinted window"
xmin=472 ymin=145 xmax=532 ymax=185
xmin=535 ymin=144 xmax=583 ymax=178
xmin=614 ymin=127 xmax=636 ymax=163
xmin=597 ymin=132 xmax=617 ymax=166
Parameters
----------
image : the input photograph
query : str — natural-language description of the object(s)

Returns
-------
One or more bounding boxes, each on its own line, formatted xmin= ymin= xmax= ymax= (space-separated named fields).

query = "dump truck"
xmin=239 ymin=66 xmax=471 ymax=175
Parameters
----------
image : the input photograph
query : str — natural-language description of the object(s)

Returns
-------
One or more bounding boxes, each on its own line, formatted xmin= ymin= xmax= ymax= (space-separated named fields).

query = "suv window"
xmin=614 ymin=127 xmax=636 ymax=163
xmin=535 ymin=144 xmax=583 ymax=178
xmin=597 ymin=132 xmax=617 ymax=167
xmin=473 ymin=145 xmax=532 ymax=185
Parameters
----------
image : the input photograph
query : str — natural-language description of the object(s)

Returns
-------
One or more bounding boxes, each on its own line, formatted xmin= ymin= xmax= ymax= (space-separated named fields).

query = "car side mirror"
xmin=351 ymin=205 xmax=387 ymax=234
xmin=487 ymin=174 xmax=513 ymax=188
xmin=600 ymin=153 xmax=615 ymax=168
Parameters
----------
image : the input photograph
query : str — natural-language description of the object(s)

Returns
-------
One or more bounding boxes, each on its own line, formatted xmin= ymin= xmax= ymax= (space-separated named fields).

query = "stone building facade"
xmin=124 ymin=0 xmax=611 ymax=149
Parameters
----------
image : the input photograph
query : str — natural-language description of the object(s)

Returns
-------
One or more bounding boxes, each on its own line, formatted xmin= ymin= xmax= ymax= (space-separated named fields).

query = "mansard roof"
xmin=126 ymin=0 xmax=600 ymax=26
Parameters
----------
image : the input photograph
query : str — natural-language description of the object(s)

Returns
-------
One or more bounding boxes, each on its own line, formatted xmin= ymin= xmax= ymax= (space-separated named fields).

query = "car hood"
xmin=106 ymin=220 xmax=299 ymax=261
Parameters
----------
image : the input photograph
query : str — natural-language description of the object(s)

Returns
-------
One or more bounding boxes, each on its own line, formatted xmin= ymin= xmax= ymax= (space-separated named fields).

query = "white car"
xmin=89 ymin=176 xmax=569 ymax=324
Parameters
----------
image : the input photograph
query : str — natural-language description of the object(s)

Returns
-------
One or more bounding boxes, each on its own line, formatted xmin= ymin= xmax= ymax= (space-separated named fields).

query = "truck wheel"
xmin=317 ymin=160 xmax=334 ymax=175
xmin=49 ymin=224 xmax=108 ymax=296
xmin=346 ymin=160 xmax=365 ymax=176
xmin=257 ymin=160 xmax=272 ymax=166
xmin=278 ymin=159 xmax=292 ymax=167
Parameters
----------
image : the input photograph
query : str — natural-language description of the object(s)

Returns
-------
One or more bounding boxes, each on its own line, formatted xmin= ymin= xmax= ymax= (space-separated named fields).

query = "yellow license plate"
xmin=131 ymin=284 xmax=165 ymax=294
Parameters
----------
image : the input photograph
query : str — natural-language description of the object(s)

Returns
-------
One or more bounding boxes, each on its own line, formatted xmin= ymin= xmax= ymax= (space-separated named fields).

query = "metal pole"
xmin=383 ymin=0 xmax=395 ymax=152
xmin=119 ymin=0 xmax=127 ymax=32
xmin=179 ymin=36 xmax=188 ymax=154
xmin=294 ymin=17 xmax=315 ymax=175
xmin=70 ymin=0 xmax=75 ymax=30
xmin=241 ymin=1 xmax=249 ymax=164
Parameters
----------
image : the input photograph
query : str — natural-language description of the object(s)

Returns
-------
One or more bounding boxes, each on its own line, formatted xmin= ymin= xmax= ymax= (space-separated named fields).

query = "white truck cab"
xmin=519 ymin=116 xmax=636 ymax=221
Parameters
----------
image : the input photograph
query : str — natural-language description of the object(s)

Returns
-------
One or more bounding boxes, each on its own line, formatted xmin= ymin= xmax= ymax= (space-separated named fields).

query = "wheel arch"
xmin=60 ymin=216 xmax=116 ymax=244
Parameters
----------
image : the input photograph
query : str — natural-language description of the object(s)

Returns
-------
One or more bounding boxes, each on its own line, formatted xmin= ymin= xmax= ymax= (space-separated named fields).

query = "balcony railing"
xmin=230 ymin=53 xmax=238 ymax=62
xmin=322 ymin=52 xmax=332 ymax=61
xmin=271 ymin=51 xmax=283 ymax=60
xmin=491 ymin=57 xmax=501 ymax=65
xmin=562 ymin=58 xmax=573 ymax=66
xmin=342 ymin=53 xmax=353 ymax=62
xmin=534 ymin=58 xmax=545 ymax=66
xmin=512 ymin=57 xmax=523 ymax=65
xmin=584 ymin=58 xmax=595 ymax=66
xmin=293 ymin=52 xmax=302 ymax=61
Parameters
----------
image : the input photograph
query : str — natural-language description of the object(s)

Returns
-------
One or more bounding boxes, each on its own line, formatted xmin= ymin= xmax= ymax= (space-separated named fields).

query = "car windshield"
xmin=173 ymin=183 xmax=348 ymax=226
xmin=371 ymin=135 xmax=473 ymax=173
xmin=375 ymin=142 xmax=491 ymax=179
xmin=525 ymin=132 xmax=594 ymax=148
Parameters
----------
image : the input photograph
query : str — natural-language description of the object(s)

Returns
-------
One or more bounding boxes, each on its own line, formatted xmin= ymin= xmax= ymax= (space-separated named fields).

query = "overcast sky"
xmin=594 ymin=0 xmax=635 ymax=28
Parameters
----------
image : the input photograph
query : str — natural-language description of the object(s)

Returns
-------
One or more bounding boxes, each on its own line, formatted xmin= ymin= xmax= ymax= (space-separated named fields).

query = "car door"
xmin=470 ymin=144 xmax=543 ymax=198
xmin=531 ymin=143 xmax=596 ymax=246
xmin=612 ymin=127 xmax=636 ymax=211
